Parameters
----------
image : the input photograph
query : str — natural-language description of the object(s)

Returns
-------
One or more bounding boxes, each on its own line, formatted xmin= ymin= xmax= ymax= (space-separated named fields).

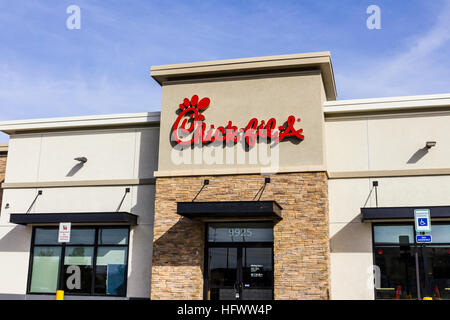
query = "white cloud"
xmin=336 ymin=1 xmax=450 ymax=99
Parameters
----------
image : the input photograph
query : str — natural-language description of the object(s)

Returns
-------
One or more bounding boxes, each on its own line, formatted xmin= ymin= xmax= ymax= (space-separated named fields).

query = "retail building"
xmin=0 ymin=144 xmax=7 ymax=214
xmin=0 ymin=52 xmax=449 ymax=300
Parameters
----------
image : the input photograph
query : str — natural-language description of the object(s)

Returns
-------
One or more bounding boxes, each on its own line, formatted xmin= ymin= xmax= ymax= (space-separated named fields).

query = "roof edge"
xmin=0 ymin=112 xmax=161 ymax=135
xmin=151 ymin=52 xmax=337 ymax=101
xmin=324 ymin=93 xmax=450 ymax=116
xmin=151 ymin=51 xmax=332 ymax=71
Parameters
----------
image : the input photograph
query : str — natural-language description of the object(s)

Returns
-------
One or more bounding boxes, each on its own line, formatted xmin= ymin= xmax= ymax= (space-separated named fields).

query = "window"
xmin=373 ymin=223 xmax=450 ymax=300
xmin=28 ymin=227 xmax=129 ymax=297
xmin=208 ymin=222 xmax=274 ymax=243
xmin=373 ymin=224 xmax=414 ymax=244
xmin=428 ymin=225 xmax=450 ymax=243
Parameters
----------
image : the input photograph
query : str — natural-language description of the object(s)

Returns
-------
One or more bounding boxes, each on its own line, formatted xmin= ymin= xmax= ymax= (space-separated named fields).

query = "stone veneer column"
xmin=151 ymin=172 xmax=329 ymax=300
xmin=0 ymin=154 xmax=6 ymax=210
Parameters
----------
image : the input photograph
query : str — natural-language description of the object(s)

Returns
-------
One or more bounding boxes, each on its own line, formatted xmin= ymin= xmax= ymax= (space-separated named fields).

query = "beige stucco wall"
xmin=328 ymin=178 xmax=375 ymax=300
xmin=157 ymin=71 xmax=327 ymax=176
xmin=0 ymin=127 xmax=159 ymax=298
xmin=0 ymin=224 xmax=32 ymax=294
xmin=5 ymin=128 xmax=159 ymax=183
xmin=326 ymin=112 xmax=450 ymax=173
xmin=326 ymin=111 xmax=450 ymax=300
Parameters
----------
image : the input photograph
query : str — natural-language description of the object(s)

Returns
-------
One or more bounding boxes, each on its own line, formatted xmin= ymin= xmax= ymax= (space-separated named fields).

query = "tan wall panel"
xmin=0 ymin=189 xmax=38 ymax=225
xmin=157 ymin=72 xmax=326 ymax=175
xmin=0 ymin=154 xmax=7 ymax=213
xmin=328 ymin=177 xmax=371 ymax=224
xmin=368 ymin=114 xmax=450 ymax=171
xmin=367 ymin=175 xmax=450 ymax=207
xmin=37 ymin=130 xmax=136 ymax=182
xmin=1 ymin=185 xmax=155 ymax=221
xmin=330 ymin=252 xmax=374 ymax=300
xmin=326 ymin=113 xmax=450 ymax=174
xmin=133 ymin=128 xmax=160 ymax=179
xmin=5 ymin=135 xmax=41 ymax=183
xmin=5 ymin=128 xmax=160 ymax=184
xmin=0 ymin=225 xmax=31 ymax=294
xmin=328 ymin=176 xmax=375 ymax=300
xmin=127 ymin=225 xmax=154 ymax=298
xmin=325 ymin=119 xmax=369 ymax=172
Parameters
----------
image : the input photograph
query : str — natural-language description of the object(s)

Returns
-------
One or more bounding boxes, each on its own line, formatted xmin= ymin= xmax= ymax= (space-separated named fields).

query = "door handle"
xmin=234 ymin=282 xmax=241 ymax=299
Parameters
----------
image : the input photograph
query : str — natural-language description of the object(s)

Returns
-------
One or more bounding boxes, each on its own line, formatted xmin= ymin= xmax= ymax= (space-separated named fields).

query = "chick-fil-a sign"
xmin=171 ymin=95 xmax=304 ymax=147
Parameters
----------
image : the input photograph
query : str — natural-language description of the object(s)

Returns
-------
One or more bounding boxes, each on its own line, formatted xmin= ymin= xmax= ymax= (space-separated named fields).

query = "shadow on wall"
xmin=152 ymin=217 xmax=204 ymax=267
xmin=66 ymin=162 xmax=84 ymax=177
xmin=407 ymin=147 xmax=429 ymax=164
xmin=127 ymin=126 xmax=159 ymax=299
xmin=329 ymin=215 xmax=373 ymax=254
xmin=0 ymin=225 xmax=32 ymax=252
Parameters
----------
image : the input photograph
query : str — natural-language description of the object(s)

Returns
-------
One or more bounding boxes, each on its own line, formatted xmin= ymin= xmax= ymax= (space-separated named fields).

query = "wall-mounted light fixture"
xmin=74 ymin=157 xmax=88 ymax=163
xmin=363 ymin=181 xmax=379 ymax=208
xmin=254 ymin=177 xmax=271 ymax=201
xmin=426 ymin=141 xmax=436 ymax=149
xmin=26 ymin=190 xmax=42 ymax=214
xmin=192 ymin=179 xmax=209 ymax=202
xmin=116 ymin=187 xmax=131 ymax=212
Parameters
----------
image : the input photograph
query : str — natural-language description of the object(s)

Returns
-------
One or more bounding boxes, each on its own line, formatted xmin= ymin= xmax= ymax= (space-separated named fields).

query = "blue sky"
xmin=1 ymin=0 xmax=450 ymax=142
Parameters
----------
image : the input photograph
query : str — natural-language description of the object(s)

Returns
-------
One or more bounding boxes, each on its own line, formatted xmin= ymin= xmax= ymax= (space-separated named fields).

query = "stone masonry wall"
xmin=0 ymin=154 xmax=6 ymax=211
xmin=151 ymin=172 xmax=329 ymax=300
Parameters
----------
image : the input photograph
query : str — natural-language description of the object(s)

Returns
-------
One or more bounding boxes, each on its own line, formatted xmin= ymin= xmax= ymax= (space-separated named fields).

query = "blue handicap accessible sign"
xmin=416 ymin=235 xmax=432 ymax=243
xmin=418 ymin=218 xmax=428 ymax=226
xmin=414 ymin=209 xmax=431 ymax=232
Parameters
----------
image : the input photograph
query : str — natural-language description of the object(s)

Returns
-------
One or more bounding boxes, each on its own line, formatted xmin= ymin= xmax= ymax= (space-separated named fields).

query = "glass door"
xmin=208 ymin=247 xmax=238 ymax=300
xmin=206 ymin=246 xmax=273 ymax=300
xmin=374 ymin=245 xmax=419 ymax=299
xmin=205 ymin=222 xmax=274 ymax=300
xmin=418 ymin=245 xmax=450 ymax=300
xmin=241 ymin=247 xmax=273 ymax=300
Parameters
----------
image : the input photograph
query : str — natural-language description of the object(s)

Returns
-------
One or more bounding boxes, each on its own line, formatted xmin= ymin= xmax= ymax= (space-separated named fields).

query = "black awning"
xmin=9 ymin=212 xmax=138 ymax=225
xmin=361 ymin=206 xmax=450 ymax=221
xmin=177 ymin=201 xmax=282 ymax=220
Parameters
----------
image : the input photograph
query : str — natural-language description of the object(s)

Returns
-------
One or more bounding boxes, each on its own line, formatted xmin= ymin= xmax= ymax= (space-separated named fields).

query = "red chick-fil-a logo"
xmin=171 ymin=95 xmax=304 ymax=147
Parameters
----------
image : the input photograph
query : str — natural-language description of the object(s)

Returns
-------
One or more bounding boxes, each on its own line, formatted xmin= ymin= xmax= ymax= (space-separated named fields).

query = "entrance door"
xmin=241 ymin=247 xmax=274 ymax=300
xmin=205 ymin=222 xmax=274 ymax=300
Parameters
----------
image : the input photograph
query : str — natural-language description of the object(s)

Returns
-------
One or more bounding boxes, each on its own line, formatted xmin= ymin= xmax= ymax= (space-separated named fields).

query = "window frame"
xmin=371 ymin=221 xmax=450 ymax=300
xmin=207 ymin=221 xmax=275 ymax=243
xmin=27 ymin=226 xmax=130 ymax=297
xmin=372 ymin=223 xmax=415 ymax=245
xmin=372 ymin=222 xmax=450 ymax=246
